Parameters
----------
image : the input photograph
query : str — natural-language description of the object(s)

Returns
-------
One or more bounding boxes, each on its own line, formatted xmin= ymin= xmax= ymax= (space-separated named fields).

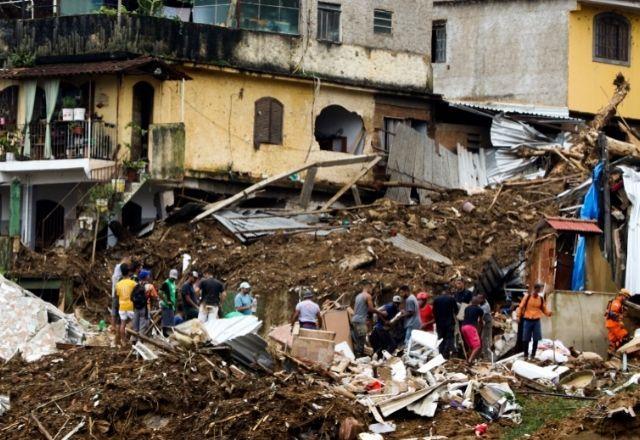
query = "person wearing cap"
xmin=417 ymin=292 xmax=434 ymax=332
xmin=370 ymin=295 xmax=402 ymax=356
xmin=181 ymin=271 xmax=200 ymax=321
xmin=516 ymin=282 xmax=552 ymax=359
xmin=234 ymin=282 xmax=254 ymax=316
xmin=291 ymin=290 xmax=322 ymax=330
xmin=198 ymin=269 xmax=226 ymax=324
xmin=399 ymin=285 xmax=422 ymax=346
xmin=159 ymin=269 xmax=179 ymax=336
xmin=605 ymin=288 xmax=631 ymax=355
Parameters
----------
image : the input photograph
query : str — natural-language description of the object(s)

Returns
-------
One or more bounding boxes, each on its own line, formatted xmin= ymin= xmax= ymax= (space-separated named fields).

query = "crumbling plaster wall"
xmin=432 ymin=0 xmax=574 ymax=107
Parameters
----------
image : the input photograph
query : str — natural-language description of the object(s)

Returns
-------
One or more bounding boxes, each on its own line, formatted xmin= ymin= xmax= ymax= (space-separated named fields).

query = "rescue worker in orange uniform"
xmin=605 ymin=288 xmax=631 ymax=355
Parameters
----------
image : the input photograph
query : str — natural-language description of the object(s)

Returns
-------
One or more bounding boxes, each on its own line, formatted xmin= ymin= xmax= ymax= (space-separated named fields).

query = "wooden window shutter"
xmin=254 ymin=97 xmax=284 ymax=148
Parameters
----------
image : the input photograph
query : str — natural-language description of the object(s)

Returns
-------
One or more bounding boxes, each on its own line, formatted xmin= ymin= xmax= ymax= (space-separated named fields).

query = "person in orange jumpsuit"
xmin=605 ymin=289 xmax=631 ymax=355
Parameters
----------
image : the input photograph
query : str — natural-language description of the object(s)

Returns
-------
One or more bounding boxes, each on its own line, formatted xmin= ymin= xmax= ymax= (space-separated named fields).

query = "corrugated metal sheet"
xmin=213 ymin=209 xmax=338 ymax=243
xmin=387 ymin=233 xmax=452 ymax=265
xmin=545 ymin=217 xmax=602 ymax=234
xmin=450 ymin=100 xmax=574 ymax=119
xmin=490 ymin=114 xmax=554 ymax=148
xmin=203 ymin=315 xmax=262 ymax=345
xmin=226 ymin=333 xmax=274 ymax=371
xmin=0 ymin=57 xmax=190 ymax=80
xmin=457 ymin=145 xmax=488 ymax=192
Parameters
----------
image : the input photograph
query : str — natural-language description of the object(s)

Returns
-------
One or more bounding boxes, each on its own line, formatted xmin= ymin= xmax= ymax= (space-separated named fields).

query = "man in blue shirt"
xmin=370 ymin=295 xmax=402 ymax=357
xmin=234 ymin=281 xmax=254 ymax=315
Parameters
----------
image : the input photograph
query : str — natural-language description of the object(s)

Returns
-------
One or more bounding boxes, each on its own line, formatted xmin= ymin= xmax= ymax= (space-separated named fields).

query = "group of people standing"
xmin=110 ymin=255 xmax=255 ymax=346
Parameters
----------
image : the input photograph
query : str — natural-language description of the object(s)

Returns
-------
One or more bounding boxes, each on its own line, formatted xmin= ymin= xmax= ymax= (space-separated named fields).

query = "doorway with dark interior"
xmin=122 ymin=201 xmax=143 ymax=233
xmin=131 ymin=81 xmax=155 ymax=161
xmin=35 ymin=199 xmax=64 ymax=251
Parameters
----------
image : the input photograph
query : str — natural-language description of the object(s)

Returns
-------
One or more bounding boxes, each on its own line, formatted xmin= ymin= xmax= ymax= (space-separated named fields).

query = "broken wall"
xmin=150 ymin=123 xmax=186 ymax=181
xmin=541 ymin=290 xmax=616 ymax=356
xmin=432 ymin=0 xmax=571 ymax=108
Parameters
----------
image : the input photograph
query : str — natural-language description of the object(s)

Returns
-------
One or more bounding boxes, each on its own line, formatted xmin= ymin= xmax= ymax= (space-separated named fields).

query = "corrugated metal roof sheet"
xmin=0 ymin=57 xmax=191 ymax=80
xmin=450 ymin=100 xmax=578 ymax=119
xmin=545 ymin=217 xmax=602 ymax=234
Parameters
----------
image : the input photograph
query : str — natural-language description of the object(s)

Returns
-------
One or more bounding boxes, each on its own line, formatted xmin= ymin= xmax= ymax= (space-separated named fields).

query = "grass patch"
xmin=502 ymin=394 xmax=590 ymax=440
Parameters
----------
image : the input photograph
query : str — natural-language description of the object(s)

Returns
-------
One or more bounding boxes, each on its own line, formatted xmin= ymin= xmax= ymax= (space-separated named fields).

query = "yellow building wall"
xmin=569 ymin=5 xmax=640 ymax=118
xmin=157 ymin=67 xmax=377 ymax=186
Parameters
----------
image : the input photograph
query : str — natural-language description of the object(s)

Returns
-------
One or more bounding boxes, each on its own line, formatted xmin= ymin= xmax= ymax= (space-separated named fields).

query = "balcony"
xmin=0 ymin=120 xmax=116 ymax=183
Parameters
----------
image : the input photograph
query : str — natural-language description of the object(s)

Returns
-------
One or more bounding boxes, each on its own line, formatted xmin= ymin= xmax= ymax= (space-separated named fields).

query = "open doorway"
xmin=131 ymin=81 xmax=155 ymax=160
xmin=314 ymin=105 xmax=365 ymax=154
xmin=35 ymin=199 xmax=64 ymax=251
xmin=122 ymin=201 xmax=143 ymax=232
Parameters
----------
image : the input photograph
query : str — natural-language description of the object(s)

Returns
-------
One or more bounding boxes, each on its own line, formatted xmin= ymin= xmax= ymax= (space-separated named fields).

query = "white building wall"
xmin=432 ymin=0 xmax=574 ymax=108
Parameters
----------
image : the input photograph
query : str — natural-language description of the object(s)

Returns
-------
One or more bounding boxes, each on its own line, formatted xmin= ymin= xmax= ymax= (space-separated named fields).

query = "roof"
xmin=449 ymin=100 xmax=579 ymax=120
xmin=0 ymin=57 xmax=191 ymax=80
xmin=544 ymin=217 xmax=603 ymax=234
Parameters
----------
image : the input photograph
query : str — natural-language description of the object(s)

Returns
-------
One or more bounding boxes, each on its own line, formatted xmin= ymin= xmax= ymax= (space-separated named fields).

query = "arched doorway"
xmin=131 ymin=81 xmax=155 ymax=161
xmin=314 ymin=105 xmax=365 ymax=154
xmin=122 ymin=201 xmax=142 ymax=232
xmin=35 ymin=200 xmax=64 ymax=251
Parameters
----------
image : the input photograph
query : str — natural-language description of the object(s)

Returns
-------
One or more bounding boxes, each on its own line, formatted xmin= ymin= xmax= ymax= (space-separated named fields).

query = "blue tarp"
xmin=571 ymin=162 xmax=604 ymax=291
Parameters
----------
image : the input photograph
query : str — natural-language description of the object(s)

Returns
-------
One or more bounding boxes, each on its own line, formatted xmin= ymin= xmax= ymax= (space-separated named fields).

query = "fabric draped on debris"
xmin=572 ymin=162 xmax=603 ymax=291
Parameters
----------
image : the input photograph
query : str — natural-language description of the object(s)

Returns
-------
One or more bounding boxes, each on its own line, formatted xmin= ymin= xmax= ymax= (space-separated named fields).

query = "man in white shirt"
xmin=291 ymin=290 xmax=323 ymax=330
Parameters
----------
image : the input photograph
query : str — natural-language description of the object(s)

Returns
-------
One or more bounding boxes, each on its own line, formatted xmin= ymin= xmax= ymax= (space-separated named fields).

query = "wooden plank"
xmin=322 ymin=309 xmax=353 ymax=350
xmin=298 ymin=166 xmax=318 ymax=209
xmin=320 ymin=156 xmax=382 ymax=210
xmin=192 ymin=154 xmax=377 ymax=222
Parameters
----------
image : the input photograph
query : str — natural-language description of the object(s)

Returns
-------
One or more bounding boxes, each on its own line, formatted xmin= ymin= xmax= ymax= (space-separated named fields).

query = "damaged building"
xmin=0 ymin=0 xmax=434 ymax=250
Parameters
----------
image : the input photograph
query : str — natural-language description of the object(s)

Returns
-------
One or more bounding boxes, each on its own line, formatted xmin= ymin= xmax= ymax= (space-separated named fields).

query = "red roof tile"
xmin=544 ymin=216 xmax=602 ymax=234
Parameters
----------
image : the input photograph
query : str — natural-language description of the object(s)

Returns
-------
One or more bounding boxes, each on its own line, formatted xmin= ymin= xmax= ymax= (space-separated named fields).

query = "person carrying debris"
xmin=181 ymin=271 xmax=200 ymax=321
xmin=291 ymin=289 xmax=322 ymax=330
xmin=114 ymin=264 xmax=137 ymax=346
xmin=418 ymin=291 xmax=434 ymax=331
xmin=460 ymin=294 xmax=485 ymax=364
xmin=198 ymin=270 xmax=226 ymax=323
xmin=370 ymin=295 xmax=402 ymax=356
xmin=605 ymin=288 xmax=631 ymax=355
xmin=234 ymin=282 xmax=254 ymax=316
xmin=159 ymin=269 xmax=179 ymax=336
xmin=110 ymin=255 xmax=131 ymax=335
xmin=432 ymin=289 xmax=458 ymax=359
xmin=516 ymin=282 xmax=552 ymax=360
xmin=400 ymin=286 xmax=422 ymax=346
xmin=351 ymin=281 xmax=382 ymax=357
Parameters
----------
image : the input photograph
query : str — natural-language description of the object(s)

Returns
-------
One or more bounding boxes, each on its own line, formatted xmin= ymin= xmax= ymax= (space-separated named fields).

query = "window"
xmin=432 ymin=20 xmax=446 ymax=63
xmin=238 ymin=0 xmax=300 ymax=35
xmin=374 ymin=9 xmax=392 ymax=34
xmin=193 ymin=0 xmax=231 ymax=26
xmin=254 ymin=97 xmax=284 ymax=147
xmin=318 ymin=2 xmax=341 ymax=42
xmin=594 ymin=13 xmax=630 ymax=64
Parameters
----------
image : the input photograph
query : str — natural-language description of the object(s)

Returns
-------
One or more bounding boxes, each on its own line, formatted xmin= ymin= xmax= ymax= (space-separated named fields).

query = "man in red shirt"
xmin=417 ymin=292 xmax=434 ymax=331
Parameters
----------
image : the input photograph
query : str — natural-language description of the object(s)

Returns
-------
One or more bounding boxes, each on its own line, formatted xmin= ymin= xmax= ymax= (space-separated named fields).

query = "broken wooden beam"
xmin=320 ymin=156 xmax=382 ymax=210
xmin=299 ymin=166 xmax=318 ymax=209
xmin=192 ymin=154 xmax=378 ymax=222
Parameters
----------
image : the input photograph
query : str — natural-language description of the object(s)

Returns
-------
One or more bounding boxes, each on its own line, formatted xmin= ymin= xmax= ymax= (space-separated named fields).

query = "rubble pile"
xmin=0 ymin=345 xmax=366 ymax=440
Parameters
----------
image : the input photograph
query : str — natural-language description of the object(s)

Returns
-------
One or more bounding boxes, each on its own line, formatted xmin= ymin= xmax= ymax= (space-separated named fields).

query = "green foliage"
xmin=502 ymin=395 xmax=589 ymax=440
xmin=88 ymin=183 xmax=115 ymax=205
xmin=137 ymin=0 xmax=164 ymax=16
xmin=8 ymin=50 xmax=35 ymax=68
xmin=123 ymin=158 xmax=147 ymax=171
xmin=0 ymin=131 xmax=22 ymax=154
xmin=62 ymin=96 xmax=77 ymax=108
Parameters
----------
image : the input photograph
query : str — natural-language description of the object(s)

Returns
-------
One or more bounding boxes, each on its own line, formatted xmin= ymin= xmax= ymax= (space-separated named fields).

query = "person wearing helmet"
xmin=291 ymin=289 xmax=322 ymax=330
xmin=417 ymin=292 xmax=434 ymax=332
xmin=235 ymin=281 xmax=254 ymax=316
xmin=369 ymin=295 xmax=403 ymax=356
xmin=159 ymin=269 xmax=179 ymax=336
xmin=605 ymin=288 xmax=631 ymax=355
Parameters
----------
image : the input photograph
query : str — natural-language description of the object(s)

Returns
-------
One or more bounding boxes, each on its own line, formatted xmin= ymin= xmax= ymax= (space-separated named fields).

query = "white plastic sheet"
xmin=621 ymin=166 xmax=640 ymax=293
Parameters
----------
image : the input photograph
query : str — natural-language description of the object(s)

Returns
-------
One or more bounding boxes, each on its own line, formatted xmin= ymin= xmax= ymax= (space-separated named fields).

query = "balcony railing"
xmin=2 ymin=120 xmax=116 ymax=161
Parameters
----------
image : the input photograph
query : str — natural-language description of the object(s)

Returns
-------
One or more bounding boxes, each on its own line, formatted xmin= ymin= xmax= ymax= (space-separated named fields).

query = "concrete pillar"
xmin=20 ymin=181 xmax=33 ymax=248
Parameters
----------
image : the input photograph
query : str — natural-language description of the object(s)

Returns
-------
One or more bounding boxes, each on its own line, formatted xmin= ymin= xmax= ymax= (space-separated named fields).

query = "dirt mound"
xmin=0 ymin=346 xmax=366 ymax=439
xmin=529 ymin=388 xmax=640 ymax=439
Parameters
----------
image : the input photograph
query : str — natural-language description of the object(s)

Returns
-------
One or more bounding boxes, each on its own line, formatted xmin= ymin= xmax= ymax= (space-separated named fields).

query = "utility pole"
xmin=599 ymin=132 xmax=613 ymax=265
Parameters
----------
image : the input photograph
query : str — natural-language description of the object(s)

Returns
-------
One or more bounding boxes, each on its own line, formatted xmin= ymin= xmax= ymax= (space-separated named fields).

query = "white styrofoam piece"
xmin=335 ymin=341 xmax=355 ymax=361
xmin=417 ymin=354 xmax=446 ymax=373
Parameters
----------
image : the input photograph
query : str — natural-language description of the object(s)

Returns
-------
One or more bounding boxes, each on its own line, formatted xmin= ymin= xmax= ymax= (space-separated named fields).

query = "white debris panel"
xmin=0 ymin=274 xmax=84 ymax=362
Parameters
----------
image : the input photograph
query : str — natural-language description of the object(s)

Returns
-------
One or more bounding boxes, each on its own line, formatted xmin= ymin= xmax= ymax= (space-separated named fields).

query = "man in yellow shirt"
xmin=115 ymin=264 xmax=137 ymax=346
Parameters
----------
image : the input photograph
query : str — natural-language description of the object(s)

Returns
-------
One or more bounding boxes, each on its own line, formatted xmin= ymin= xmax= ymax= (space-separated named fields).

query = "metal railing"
xmin=5 ymin=120 xmax=116 ymax=161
